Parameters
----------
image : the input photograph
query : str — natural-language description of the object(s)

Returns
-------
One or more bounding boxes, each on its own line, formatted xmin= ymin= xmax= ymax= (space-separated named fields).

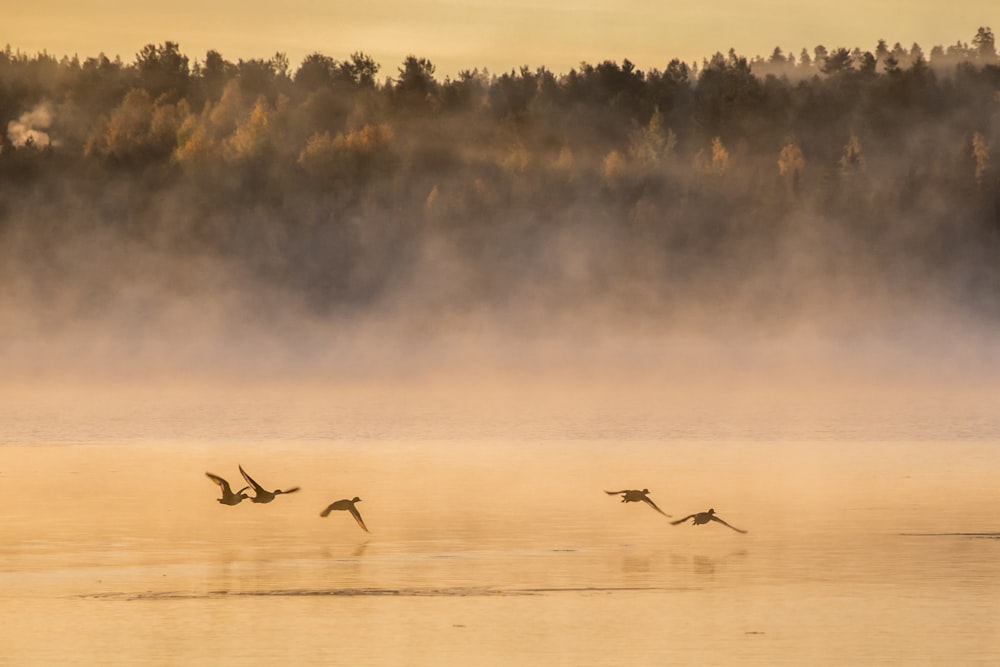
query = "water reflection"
xmin=692 ymin=555 xmax=716 ymax=576
xmin=1 ymin=438 xmax=999 ymax=665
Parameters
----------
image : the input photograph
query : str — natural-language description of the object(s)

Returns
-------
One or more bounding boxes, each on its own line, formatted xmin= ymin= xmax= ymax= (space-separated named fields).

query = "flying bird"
xmin=320 ymin=497 xmax=369 ymax=532
xmin=671 ymin=508 xmax=747 ymax=533
xmin=605 ymin=488 xmax=671 ymax=517
xmin=238 ymin=465 xmax=300 ymax=504
xmin=205 ymin=472 xmax=250 ymax=505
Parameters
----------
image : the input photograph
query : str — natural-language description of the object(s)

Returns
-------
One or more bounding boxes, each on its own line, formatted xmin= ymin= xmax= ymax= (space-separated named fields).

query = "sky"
xmin=5 ymin=1 xmax=996 ymax=77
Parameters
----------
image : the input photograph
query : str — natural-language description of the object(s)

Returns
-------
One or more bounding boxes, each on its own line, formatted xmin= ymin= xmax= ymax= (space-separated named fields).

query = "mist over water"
xmin=2 ymin=36 xmax=1000 ymax=666
xmin=3 ymin=42 xmax=999 ymax=411
xmin=3 ymin=178 xmax=999 ymax=446
xmin=4 ymin=197 xmax=1000 ymax=452
xmin=2 ymin=148 xmax=997 ymax=376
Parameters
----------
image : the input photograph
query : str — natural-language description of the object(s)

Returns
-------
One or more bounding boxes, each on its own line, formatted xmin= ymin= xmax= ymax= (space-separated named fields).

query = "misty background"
xmin=1 ymin=31 xmax=999 ymax=405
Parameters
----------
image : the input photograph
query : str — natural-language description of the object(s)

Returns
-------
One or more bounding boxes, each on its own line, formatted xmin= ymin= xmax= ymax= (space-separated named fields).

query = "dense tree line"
xmin=1 ymin=29 xmax=999 ymax=323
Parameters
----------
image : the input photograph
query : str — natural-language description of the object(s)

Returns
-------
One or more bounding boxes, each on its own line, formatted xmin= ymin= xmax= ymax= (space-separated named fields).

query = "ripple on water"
xmin=81 ymin=585 xmax=698 ymax=601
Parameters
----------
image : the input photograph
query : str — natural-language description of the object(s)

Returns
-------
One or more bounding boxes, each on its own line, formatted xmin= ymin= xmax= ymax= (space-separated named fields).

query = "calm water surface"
xmin=2 ymin=386 xmax=999 ymax=665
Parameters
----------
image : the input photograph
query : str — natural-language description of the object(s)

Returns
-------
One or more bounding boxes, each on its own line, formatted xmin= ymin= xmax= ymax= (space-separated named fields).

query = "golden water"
xmin=2 ymin=378 xmax=999 ymax=665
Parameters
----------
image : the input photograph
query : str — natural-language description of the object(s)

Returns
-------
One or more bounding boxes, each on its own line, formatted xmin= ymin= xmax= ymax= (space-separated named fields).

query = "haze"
xmin=7 ymin=1 xmax=997 ymax=78
xmin=3 ymin=27 xmax=1000 ymax=443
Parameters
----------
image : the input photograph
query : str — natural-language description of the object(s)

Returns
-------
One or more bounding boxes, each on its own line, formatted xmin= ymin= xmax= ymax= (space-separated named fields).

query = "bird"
xmin=671 ymin=508 xmax=747 ymax=533
xmin=238 ymin=464 xmax=300 ymax=504
xmin=605 ymin=489 xmax=671 ymax=516
xmin=205 ymin=472 xmax=250 ymax=505
xmin=320 ymin=497 xmax=369 ymax=532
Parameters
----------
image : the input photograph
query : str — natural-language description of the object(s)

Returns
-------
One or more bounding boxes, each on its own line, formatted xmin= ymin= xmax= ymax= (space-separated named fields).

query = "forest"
xmin=1 ymin=28 xmax=999 ymax=337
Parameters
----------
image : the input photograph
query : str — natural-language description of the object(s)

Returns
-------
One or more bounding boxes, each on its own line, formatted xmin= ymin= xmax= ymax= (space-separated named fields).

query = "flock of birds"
xmin=605 ymin=488 xmax=748 ymax=533
xmin=206 ymin=466 xmax=368 ymax=532
xmin=206 ymin=469 xmax=746 ymax=535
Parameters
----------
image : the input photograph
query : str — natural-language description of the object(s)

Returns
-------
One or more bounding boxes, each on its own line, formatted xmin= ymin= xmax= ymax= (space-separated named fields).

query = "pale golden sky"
xmin=7 ymin=1 xmax=995 ymax=76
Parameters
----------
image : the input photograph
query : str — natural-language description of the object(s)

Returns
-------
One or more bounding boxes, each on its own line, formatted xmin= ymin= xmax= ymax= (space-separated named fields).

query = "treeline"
xmin=1 ymin=29 xmax=999 ymax=319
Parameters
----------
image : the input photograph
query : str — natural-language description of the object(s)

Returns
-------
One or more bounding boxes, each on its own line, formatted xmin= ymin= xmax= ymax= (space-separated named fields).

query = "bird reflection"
xmin=238 ymin=465 xmax=301 ymax=504
xmin=671 ymin=508 xmax=747 ymax=533
xmin=605 ymin=489 xmax=671 ymax=516
xmin=320 ymin=497 xmax=370 ymax=532
xmin=620 ymin=553 xmax=653 ymax=574
xmin=692 ymin=555 xmax=716 ymax=575
xmin=205 ymin=472 xmax=250 ymax=505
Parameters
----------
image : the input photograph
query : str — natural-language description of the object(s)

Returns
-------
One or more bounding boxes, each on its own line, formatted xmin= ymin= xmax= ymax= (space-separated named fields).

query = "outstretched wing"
xmin=605 ymin=490 xmax=626 ymax=495
xmin=671 ymin=514 xmax=697 ymax=525
xmin=711 ymin=515 xmax=748 ymax=533
xmin=349 ymin=505 xmax=370 ymax=532
xmin=641 ymin=496 xmax=671 ymax=517
xmin=205 ymin=472 xmax=232 ymax=494
xmin=320 ymin=498 xmax=350 ymax=517
xmin=238 ymin=465 xmax=263 ymax=492
xmin=277 ymin=486 xmax=301 ymax=495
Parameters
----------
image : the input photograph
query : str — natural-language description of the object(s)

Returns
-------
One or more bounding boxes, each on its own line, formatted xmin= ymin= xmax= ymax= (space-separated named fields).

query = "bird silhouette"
xmin=205 ymin=472 xmax=250 ymax=505
xmin=238 ymin=465 xmax=300 ymax=504
xmin=605 ymin=489 xmax=671 ymax=516
xmin=671 ymin=508 xmax=747 ymax=533
xmin=320 ymin=497 xmax=369 ymax=532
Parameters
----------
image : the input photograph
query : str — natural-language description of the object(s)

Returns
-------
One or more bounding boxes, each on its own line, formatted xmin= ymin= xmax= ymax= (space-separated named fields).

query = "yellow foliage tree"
xmin=778 ymin=141 xmax=805 ymax=195
xmin=602 ymin=150 xmax=626 ymax=185
xmin=86 ymin=89 xmax=184 ymax=160
xmin=174 ymin=80 xmax=257 ymax=164
xmin=174 ymin=108 xmax=213 ymax=162
xmin=972 ymin=131 xmax=989 ymax=184
xmin=224 ymin=96 xmax=274 ymax=162
xmin=208 ymin=81 xmax=244 ymax=137
xmin=839 ymin=134 xmax=865 ymax=170
xmin=777 ymin=142 xmax=805 ymax=176
xmin=711 ymin=136 xmax=729 ymax=173
xmin=694 ymin=137 xmax=730 ymax=175
xmin=630 ymin=106 xmax=677 ymax=166
xmin=297 ymin=123 xmax=395 ymax=182
xmin=148 ymin=99 xmax=185 ymax=154
xmin=87 ymin=88 xmax=153 ymax=158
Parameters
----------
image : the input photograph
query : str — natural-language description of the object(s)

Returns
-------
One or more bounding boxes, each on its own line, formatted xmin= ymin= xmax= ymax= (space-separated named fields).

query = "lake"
xmin=1 ymin=374 xmax=999 ymax=665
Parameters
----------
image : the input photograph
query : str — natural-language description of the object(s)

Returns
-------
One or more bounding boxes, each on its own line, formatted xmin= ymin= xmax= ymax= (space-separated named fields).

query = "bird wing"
xmin=320 ymin=498 xmax=350 ymax=517
xmin=605 ymin=490 xmax=627 ymax=495
xmin=711 ymin=515 xmax=748 ymax=533
xmin=641 ymin=496 xmax=671 ymax=517
xmin=238 ymin=465 xmax=264 ymax=492
xmin=671 ymin=514 xmax=697 ymax=525
xmin=278 ymin=487 xmax=301 ymax=495
xmin=205 ymin=472 xmax=231 ymax=493
xmin=349 ymin=505 xmax=370 ymax=532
